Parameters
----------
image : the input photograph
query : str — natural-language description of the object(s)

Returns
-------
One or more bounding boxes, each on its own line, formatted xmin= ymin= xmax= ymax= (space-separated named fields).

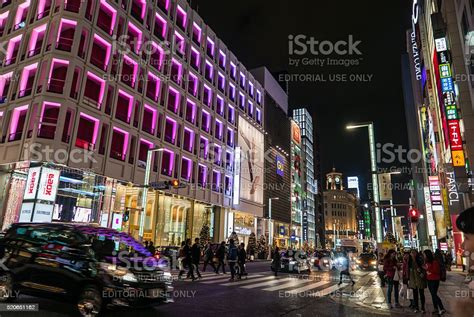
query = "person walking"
xmin=177 ymin=241 xmax=187 ymax=280
xmin=215 ymin=241 xmax=226 ymax=274
xmin=338 ymin=251 xmax=355 ymax=286
xmin=190 ymin=238 xmax=202 ymax=279
xmin=434 ymin=249 xmax=447 ymax=282
xmin=377 ymin=252 xmax=386 ymax=287
xmin=202 ymin=242 xmax=216 ymax=272
xmin=182 ymin=239 xmax=196 ymax=280
xmin=408 ymin=249 xmax=426 ymax=313
xmin=452 ymin=207 xmax=474 ymax=317
xmin=402 ymin=251 xmax=414 ymax=309
xmin=272 ymin=246 xmax=281 ymax=276
xmin=237 ymin=242 xmax=247 ymax=279
xmin=445 ymin=251 xmax=453 ymax=271
xmin=227 ymin=239 xmax=238 ymax=282
xmin=383 ymin=249 xmax=401 ymax=308
xmin=147 ymin=240 xmax=156 ymax=255
xmin=423 ymin=249 xmax=446 ymax=315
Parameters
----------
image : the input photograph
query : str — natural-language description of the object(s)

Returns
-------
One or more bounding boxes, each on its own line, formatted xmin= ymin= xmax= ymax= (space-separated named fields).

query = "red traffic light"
xmin=409 ymin=208 xmax=419 ymax=222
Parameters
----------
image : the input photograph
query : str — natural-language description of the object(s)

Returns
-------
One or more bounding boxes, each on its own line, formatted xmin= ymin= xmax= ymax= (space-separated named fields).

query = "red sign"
xmin=28 ymin=172 xmax=37 ymax=195
xmin=448 ymin=120 xmax=463 ymax=151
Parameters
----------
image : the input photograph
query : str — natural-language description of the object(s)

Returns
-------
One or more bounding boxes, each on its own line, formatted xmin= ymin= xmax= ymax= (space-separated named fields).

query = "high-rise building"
xmin=292 ymin=108 xmax=316 ymax=246
xmin=0 ymin=0 xmax=265 ymax=246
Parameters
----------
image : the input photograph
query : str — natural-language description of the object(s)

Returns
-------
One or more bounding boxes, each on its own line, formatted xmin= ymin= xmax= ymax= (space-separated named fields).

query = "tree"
xmin=384 ymin=231 xmax=397 ymax=244
xmin=256 ymin=235 xmax=267 ymax=259
xmin=199 ymin=224 xmax=210 ymax=249
xmin=247 ymin=232 xmax=257 ymax=257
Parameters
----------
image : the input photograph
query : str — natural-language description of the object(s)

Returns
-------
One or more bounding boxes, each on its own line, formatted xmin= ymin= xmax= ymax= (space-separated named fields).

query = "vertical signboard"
xmin=23 ymin=167 xmax=41 ymax=200
xmin=233 ymin=147 xmax=241 ymax=205
xmin=378 ymin=173 xmax=393 ymax=201
xmin=423 ymin=186 xmax=436 ymax=236
xmin=36 ymin=168 xmax=60 ymax=202
xmin=347 ymin=176 xmax=360 ymax=198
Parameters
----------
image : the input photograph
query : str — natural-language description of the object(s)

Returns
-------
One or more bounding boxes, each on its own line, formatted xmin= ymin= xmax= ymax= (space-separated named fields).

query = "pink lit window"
xmin=176 ymin=5 xmax=187 ymax=30
xmin=171 ymin=59 xmax=183 ymax=84
xmin=4 ymin=34 xmax=22 ymax=66
xmin=91 ymin=34 xmax=112 ymax=70
xmin=131 ymin=0 xmax=146 ymax=23
xmin=190 ymin=47 xmax=200 ymax=70
xmin=218 ymin=72 xmax=225 ymax=92
xmin=151 ymin=42 xmax=165 ymax=71
xmin=154 ymin=13 xmax=167 ymax=40
xmin=216 ymin=95 xmax=225 ymax=116
xmin=138 ymin=138 xmax=153 ymax=163
xmin=18 ymin=63 xmax=38 ymax=98
xmin=161 ymin=149 xmax=175 ymax=177
xmin=14 ymin=0 xmax=30 ymax=30
xmin=192 ymin=23 xmax=202 ymax=44
xmin=110 ymin=127 xmax=129 ymax=161
xmin=0 ymin=11 xmax=8 ymax=36
xmin=8 ymin=105 xmax=28 ymax=142
xmin=219 ymin=50 xmax=226 ymax=69
xmin=206 ymin=37 xmax=215 ymax=57
xmin=84 ymin=71 xmax=106 ymax=107
xmin=227 ymin=104 xmax=235 ymax=124
xmin=212 ymin=170 xmax=221 ymax=192
xmin=213 ymin=144 xmax=222 ymax=165
xmin=181 ymin=156 xmax=193 ymax=181
xmin=38 ymin=101 xmax=60 ymax=139
xmin=28 ymin=24 xmax=47 ymax=57
xmin=76 ymin=112 xmax=99 ymax=149
xmin=127 ymin=22 xmax=142 ymax=54
xmin=215 ymin=120 xmax=223 ymax=141
xmin=224 ymin=175 xmax=232 ymax=196
xmin=230 ymin=62 xmax=236 ymax=79
xmin=115 ymin=90 xmax=134 ymax=123
xmin=183 ymin=127 xmax=194 ymax=153
xmin=167 ymin=87 xmax=180 ymax=114
xmin=157 ymin=0 xmax=169 ymax=13
xmin=48 ymin=58 xmax=69 ymax=94
xmin=229 ymin=83 xmax=236 ymax=101
xmin=97 ymin=0 xmax=116 ymax=35
xmin=199 ymin=137 xmax=209 ymax=159
xmin=203 ymin=84 xmax=212 ymax=107
xmin=201 ymin=109 xmax=211 ymax=133
xmin=146 ymin=72 xmax=161 ymax=102
xmin=198 ymin=164 xmax=208 ymax=187
xmin=57 ymin=18 xmax=77 ymax=52
xmin=185 ymin=99 xmax=196 ymax=124
xmin=142 ymin=104 xmax=157 ymax=134
xmin=205 ymin=60 xmax=214 ymax=82
xmin=174 ymin=32 xmax=186 ymax=56
xmin=37 ymin=0 xmax=52 ymax=20
xmin=0 ymin=72 xmax=13 ymax=102
xmin=122 ymin=55 xmax=138 ymax=87
xmin=188 ymin=72 xmax=199 ymax=97
xmin=164 ymin=116 xmax=177 ymax=144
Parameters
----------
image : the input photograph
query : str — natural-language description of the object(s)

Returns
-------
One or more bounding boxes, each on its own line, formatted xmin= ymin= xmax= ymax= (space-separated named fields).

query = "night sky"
xmin=194 ymin=1 xmax=414 ymax=205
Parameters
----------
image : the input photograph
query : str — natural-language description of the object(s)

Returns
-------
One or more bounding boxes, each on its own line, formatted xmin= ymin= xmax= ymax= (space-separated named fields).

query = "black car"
xmin=0 ymin=223 xmax=173 ymax=316
xmin=271 ymin=250 xmax=310 ymax=273
xmin=356 ymin=253 xmax=378 ymax=271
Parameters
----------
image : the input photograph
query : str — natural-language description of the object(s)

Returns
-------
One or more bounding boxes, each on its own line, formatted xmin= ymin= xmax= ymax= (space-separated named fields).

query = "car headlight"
xmin=100 ymin=262 xmax=137 ymax=282
xmin=289 ymin=261 xmax=297 ymax=265
xmin=370 ymin=260 xmax=376 ymax=265
xmin=310 ymin=259 xmax=315 ymax=263
xmin=323 ymin=260 xmax=329 ymax=264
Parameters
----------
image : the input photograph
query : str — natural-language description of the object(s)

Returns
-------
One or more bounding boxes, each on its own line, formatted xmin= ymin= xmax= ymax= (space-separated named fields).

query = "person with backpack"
xmin=214 ymin=241 xmax=226 ymax=274
xmin=202 ymin=242 xmax=216 ymax=272
xmin=237 ymin=242 xmax=247 ymax=279
xmin=227 ymin=239 xmax=238 ymax=281
xmin=383 ymin=249 xmax=401 ymax=308
xmin=423 ymin=249 xmax=446 ymax=315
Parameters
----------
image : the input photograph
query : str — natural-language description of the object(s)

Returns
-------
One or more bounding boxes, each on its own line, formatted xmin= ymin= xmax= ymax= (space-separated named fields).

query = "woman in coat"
xmin=408 ymin=249 xmax=427 ymax=313
xmin=383 ymin=249 xmax=400 ymax=308
xmin=423 ymin=249 xmax=446 ymax=315
xmin=272 ymin=247 xmax=281 ymax=276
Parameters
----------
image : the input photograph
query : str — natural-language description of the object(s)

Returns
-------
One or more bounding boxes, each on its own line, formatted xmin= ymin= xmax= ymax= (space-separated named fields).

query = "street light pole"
xmin=139 ymin=147 xmax=164 ymax=240
xmin=267 ymin=197 xmax=279 ymax=260
xmin=346 ymin=122 xmax=382 ymax=243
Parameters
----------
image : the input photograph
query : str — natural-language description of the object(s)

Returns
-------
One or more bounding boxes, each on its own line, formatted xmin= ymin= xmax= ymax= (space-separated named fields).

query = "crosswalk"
xmin=172 ymin=270 xmax=376 ymax=298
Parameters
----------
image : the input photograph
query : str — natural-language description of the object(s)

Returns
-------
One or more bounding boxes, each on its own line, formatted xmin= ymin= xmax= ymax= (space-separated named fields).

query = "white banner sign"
xmin=423 ymin=186 xmax=436 ymax=236
xmin=23 ymin=167 xmax=41 ymax=200
xmin=37 ymin=168 xmax=60 ymax=202
xmin=19 ymin=202 xmax=34 ymax=222
xmin=378 ymin=173 xmax=393 ymax=201
xmin=32 ymin=203 xmax=54 ymax=223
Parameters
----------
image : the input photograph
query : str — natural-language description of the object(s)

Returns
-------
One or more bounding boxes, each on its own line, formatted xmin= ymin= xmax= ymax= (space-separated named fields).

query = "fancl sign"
xmin=411 ymin=0 xmax=422 ymax=80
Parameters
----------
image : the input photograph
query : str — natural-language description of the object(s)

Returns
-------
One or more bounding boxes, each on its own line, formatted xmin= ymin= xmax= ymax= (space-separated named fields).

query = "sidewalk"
xmin=331 ymin=271 xmax=471 ymax=316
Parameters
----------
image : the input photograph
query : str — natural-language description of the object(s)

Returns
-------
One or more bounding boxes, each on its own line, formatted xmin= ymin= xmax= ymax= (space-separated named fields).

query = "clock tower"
xmin=326 ymin=168 xmax=344 ymax=191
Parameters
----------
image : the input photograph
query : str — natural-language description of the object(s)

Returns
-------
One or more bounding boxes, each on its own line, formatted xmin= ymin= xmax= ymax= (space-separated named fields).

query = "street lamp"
xmin=267 ymin=197 xmax=279 ymax=260
xmin=139 ymin=147 xmax=164 ymax=239
xmin=385 ymin=170 xmax=401 ymax=239
xmin=346 ymin=122 xmax=383 ymax=243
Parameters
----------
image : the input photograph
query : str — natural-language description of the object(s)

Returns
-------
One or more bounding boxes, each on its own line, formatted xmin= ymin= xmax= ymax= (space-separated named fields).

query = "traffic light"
xmin=409 ymin=208 xmax=419 ymax=222
xmin=169 ymin=179 xmax=180 ymax=188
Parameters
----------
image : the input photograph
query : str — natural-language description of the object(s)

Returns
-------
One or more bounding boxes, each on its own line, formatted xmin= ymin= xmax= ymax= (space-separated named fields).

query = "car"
xmin=356 ymin=253 xmax=378 ymax=271
xmin=271 ymin=250 xmax=311 ymax=273
xmin=0 ymin=223 xmax=173 ymax=316
xmin=309 ymin=250 xmax=332 ymax=269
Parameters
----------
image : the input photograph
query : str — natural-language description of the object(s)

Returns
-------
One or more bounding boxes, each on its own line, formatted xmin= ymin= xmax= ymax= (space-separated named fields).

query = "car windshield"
xmin=360 ymin=253 xmax=376 ymax=260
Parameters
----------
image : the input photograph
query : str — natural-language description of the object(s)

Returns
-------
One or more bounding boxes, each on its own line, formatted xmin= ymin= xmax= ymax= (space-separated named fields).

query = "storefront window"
xmin=154 ymin=195 xmax=190 ymax=246
xmin=233 ymin=211 xmax=255 ymax=246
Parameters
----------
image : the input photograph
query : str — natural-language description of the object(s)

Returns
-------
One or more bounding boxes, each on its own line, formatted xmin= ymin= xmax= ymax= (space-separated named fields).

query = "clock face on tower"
xmin=335 ymin=176 xmax=340 ymax=183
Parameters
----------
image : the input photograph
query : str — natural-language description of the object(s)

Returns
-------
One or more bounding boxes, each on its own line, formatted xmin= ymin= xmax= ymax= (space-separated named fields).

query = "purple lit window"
xmin=171 ymin=59 xmax=183 ymax=84
xmin=224 ymin=175 xmax=232 ymax=196
xmin=84 ymin=71 xmax=106 ymax=107
xmin=164 ymin=116 xmax=178 ymax=144
xmin=97 ymin=0 xmax=116 ymax=35
xmin=151 ymin=42 xmax=165 ymax=71
xmin=205 ymin=60 xmax=214 ymax=82
xmin=181 ymin=156 xmax=192 ymax=181
xmin=230 ymin=62 xmax=236 ymax=80
xmin=239 ymin=92 xmax=245 ymax=110
xmin=257 ymin=90 xmax=262 ymax=104
xmin=206 ymin=37 xmax=215 ymax=57
xmin=213 ymin=144 xmax=222 ymax=164
xmin=167 ymin=87 xmax=180 ymax=114
xmin=225 ymin=150 xmax=233 ymax=172
xmin=0 ymin=72 xmax=13 ymax=101
xmin=91 ymin=34 xmax=111 ymax=70
xmin=227 ymin=128 xmax=234 ymax=147
xmin=199 ymin=136 xmax=209 ymax=159
xmin=76 ymin=112 xmax=99 ymax=149
xmin=190 ymin=47 xmax=200 ymax=70
xmin=5 ymin=34 xmax=22 ymax=65
xmin=131 ymin=0 xmax=146 ymax=23
xmin=127 ymin=22 xmax=142 ymax=53
xmin=240 ymin=72 xmax=246 ymax=89
xmin=215 ymin=119 xmax=223 ymax=141
xmin=227 ymin=104 xmax=235 ymax=124
xmin=157 ymin=0 xmax=169 ymax=13
xmin=188 ymin=72 xmax=199 ymax=97
xmin=142 ymin=104 xmax=157 ymax=134
xmin=18 ymin=63 xmax=36 ymax=96
xmin=192 ymin=23 xmax=202 ymax=44
xmin=174 ymin=31 xmax=186 ymax=55
xmin=161 ymin=149 xmax=175 ymax=177
xmin=183 ymin=127 xmax=194 ymax=152
xmin=185 ymin=99 xmax=196 ymax=124
xmin=229 ymin=83 xmax=235 ymax=101
xmin=201 ymin=110 xmax=211 ymax=133
xmin=110 ymin=127 xmax=129 ymax=161
xmin=154 ymin=13 xmax=167 ymax=40
xmin=146 ymin=72 xmax=161 ymax=102
xmin=121 ymin=55 xmax=138 ymax=88
xmin=212 ymin=170 xmax=221 ymax=192
xmin=14 ymin=0 xmax=29 ymax=28
xmin=138 ymin=139 xmax=153 ymax=163
xmin=176 ymin=5 xmax=187 ymax=30
xmin=57 ymin=19 xmax=76 ymax=52
xmin=8 ymin=105 xmax=28 ymax=142
xmin=203 ymin=85 xmax=212 ymax=107
xmin=256 ymin=108 xmax=262 ymax=124
xmin=218 ymin=72 xmax=225 ymax=92
xmin=248 ymin=101 xmax=254 ymax=117
xmin=28 ymin=24 xmax=47 ymax=57
xmin=249 ymin=82 xmax=254 ymax=97
xmin=115 ymin=90 xmax=134 ymax=123
xmin=216 ymin=95 xmax=225 ymax=116
xmin=219 ymin=50 xmax=226 ymax=69
xmin=198 ymin=164 xmax=208 ymax=187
